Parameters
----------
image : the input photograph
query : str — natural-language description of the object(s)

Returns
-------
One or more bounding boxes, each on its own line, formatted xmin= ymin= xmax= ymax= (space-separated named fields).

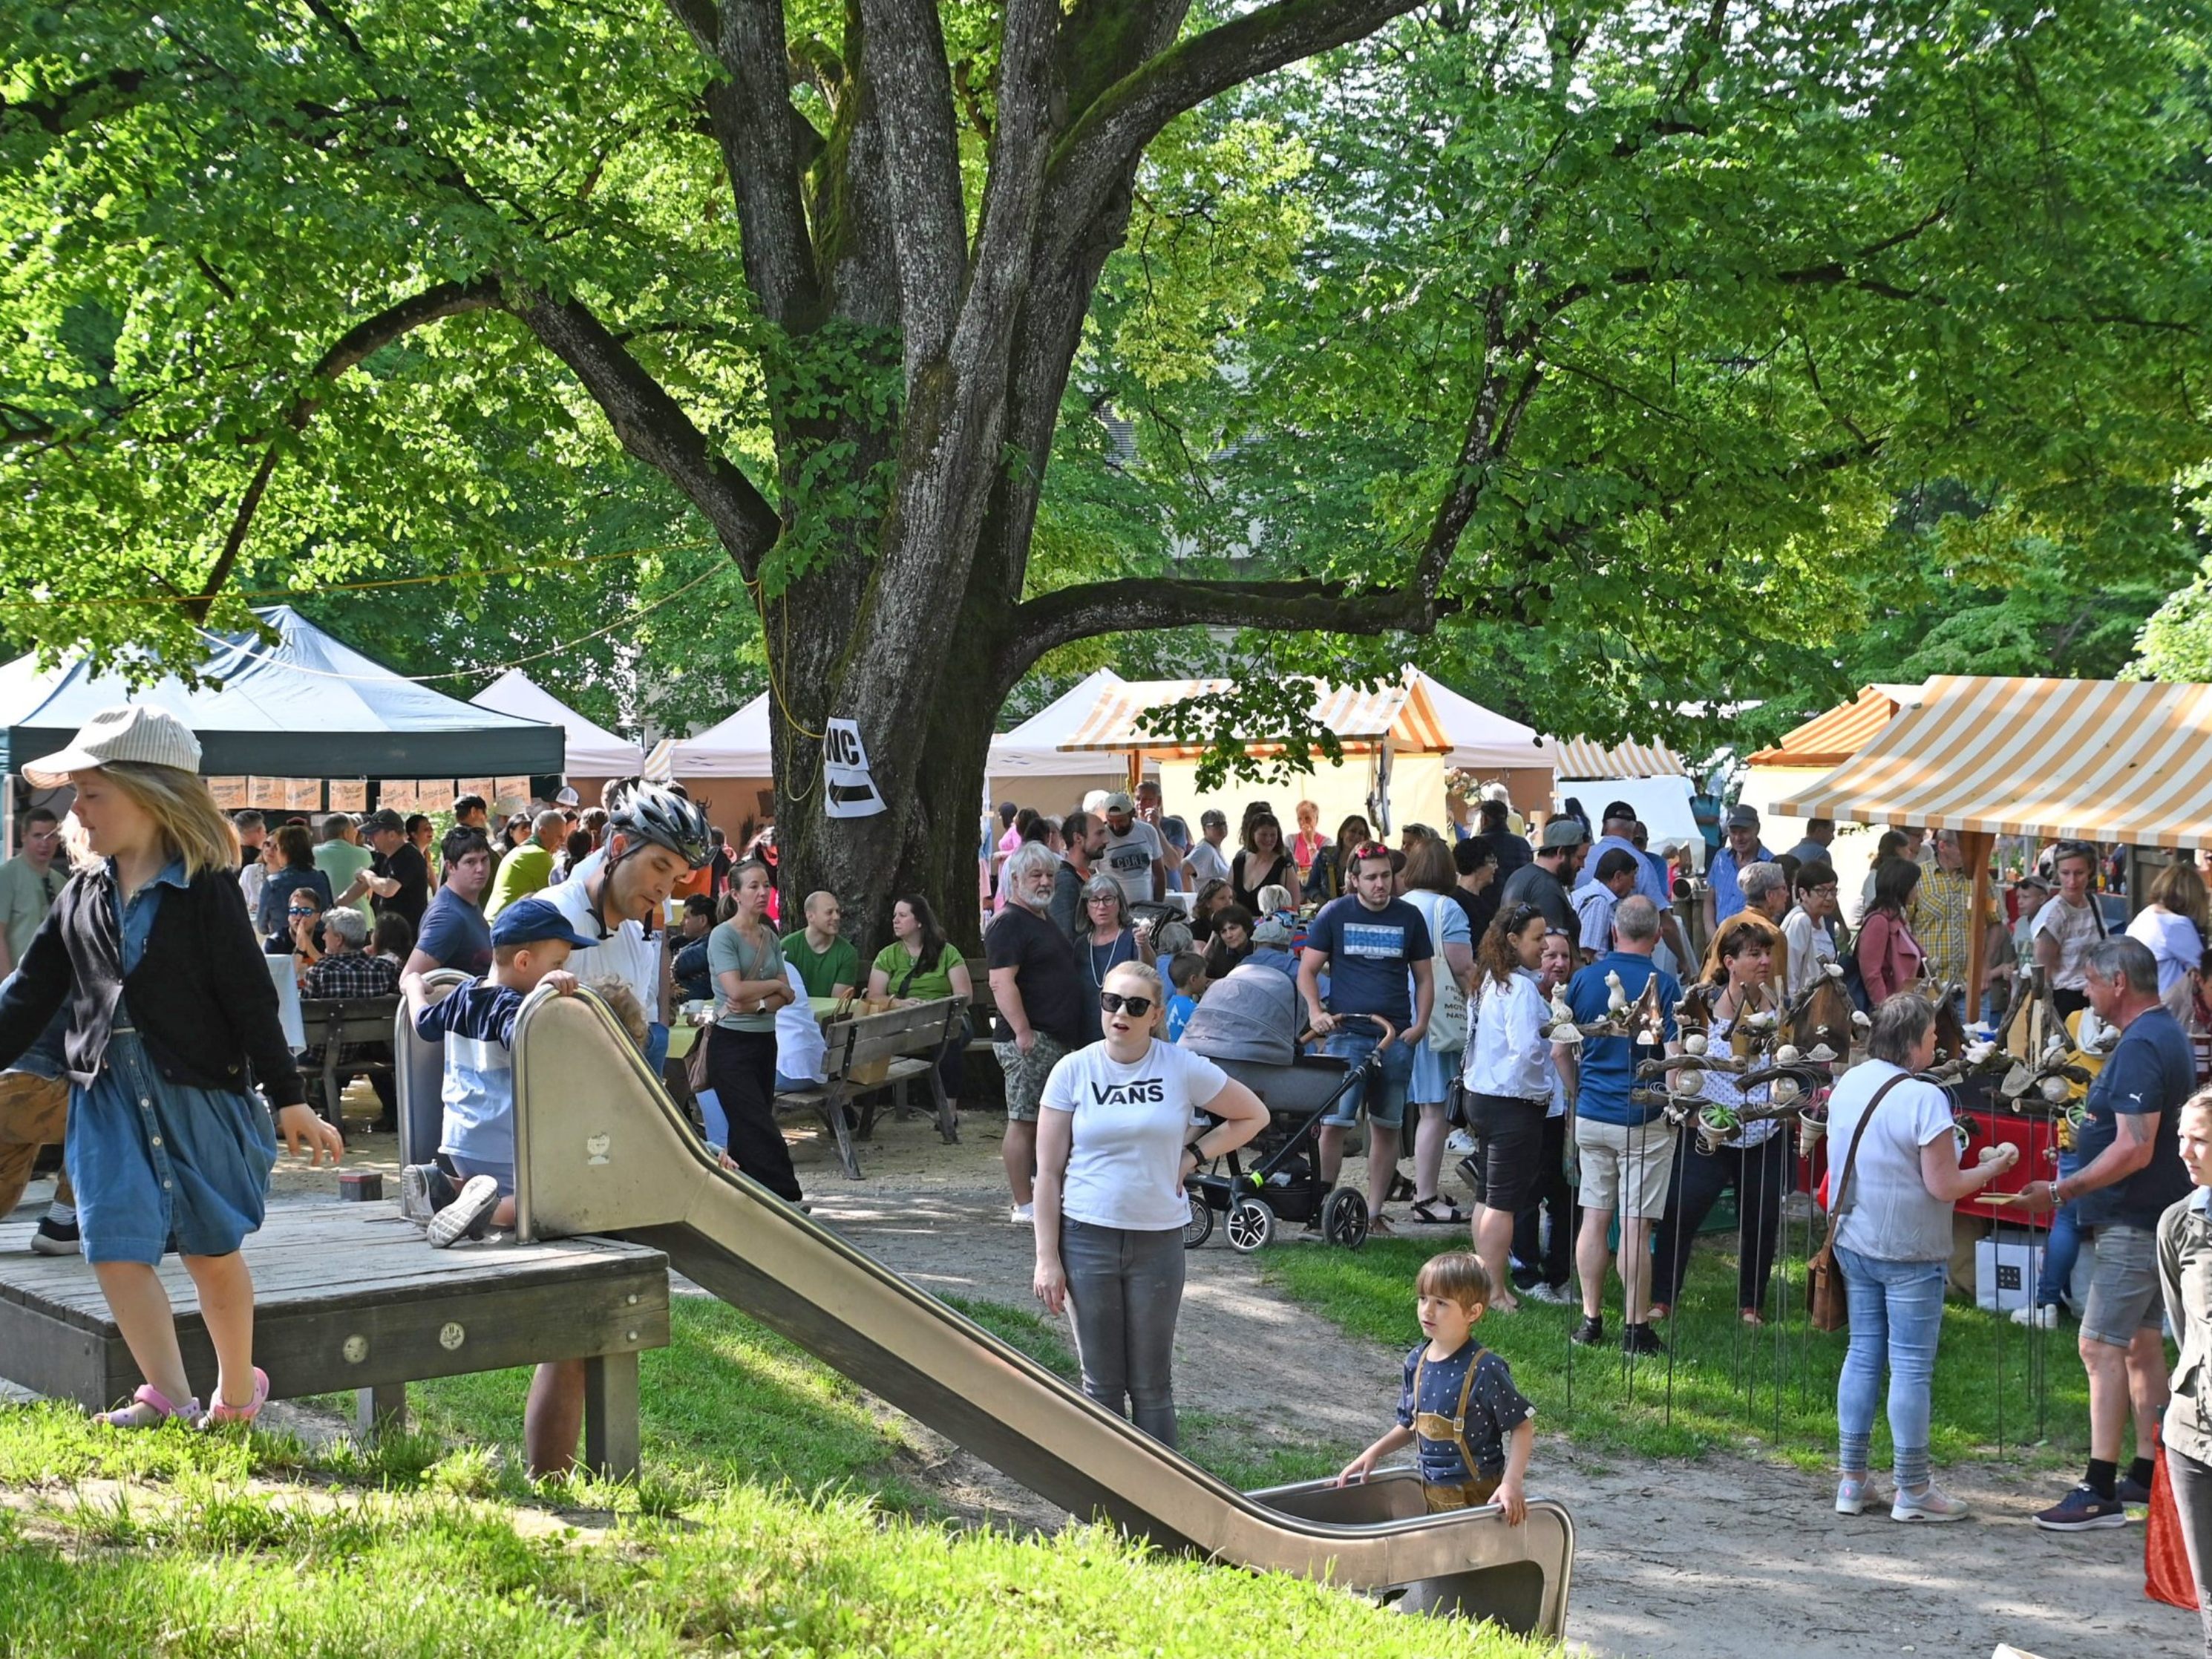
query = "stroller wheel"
xmin=1183 ymin=1198 xmax=1215 ymax=1250
xmin=1321 ymin=1187 xmax=1370 ymax=1249
xmin=1226 ymin=1197 xmax=1275 ymax=1253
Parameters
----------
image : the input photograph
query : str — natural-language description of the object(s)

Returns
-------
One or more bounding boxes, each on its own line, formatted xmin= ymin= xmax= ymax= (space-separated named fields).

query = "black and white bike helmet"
xmin=608 ymin=781 xmax=714 ymax=870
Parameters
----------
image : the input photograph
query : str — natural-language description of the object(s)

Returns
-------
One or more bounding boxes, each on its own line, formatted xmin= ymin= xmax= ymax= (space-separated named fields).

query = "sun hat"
xmin=22 ymin=705 xmax=201 ymax=787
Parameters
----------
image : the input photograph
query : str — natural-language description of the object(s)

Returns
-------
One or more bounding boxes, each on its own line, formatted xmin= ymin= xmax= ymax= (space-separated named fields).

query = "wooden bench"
xmin=775 ymin=998 xmax=963 ymax=1179
xmin=963 ymin=955 xmax=1001 ymax=1053
xmin=0 ymin=1202 xmax=670 ymax=1476
xmin=298 ymin=994 xmax=402 ymax=1122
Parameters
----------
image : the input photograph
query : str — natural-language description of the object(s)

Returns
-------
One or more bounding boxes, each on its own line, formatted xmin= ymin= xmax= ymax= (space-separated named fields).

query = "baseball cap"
xmin=1103 ymin=791 xmax=1135 ymax=813
xmin=1251 ymin=916 xmax=1292 ymax=946
xmin=1541 ymin=818 xmax=1589 ymax=849
xmin=1724 ymin=805 xmax=1761 ymax=830
xmin=490 ymin=896 xmax=600 ymax=951
xmin=22 ymin=704 xmax=201 ymax=786
xmin=362 ymin=808 xmax=406 ymax=836
xmin=1602 ymin=799 xmax=1637 ymax=825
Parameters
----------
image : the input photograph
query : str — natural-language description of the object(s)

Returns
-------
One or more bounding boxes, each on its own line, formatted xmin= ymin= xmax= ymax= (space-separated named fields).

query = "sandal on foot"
xmin=95 ymin=1383 xmax=200 ymax=1429
xmin=200 ymin=1366 xmax=269 ymax=1428
xmin=1367 ymin=1213 xmax=1399 ymax=1238
xmin=1408 ymin=1197 xmax=1467 ymax=1224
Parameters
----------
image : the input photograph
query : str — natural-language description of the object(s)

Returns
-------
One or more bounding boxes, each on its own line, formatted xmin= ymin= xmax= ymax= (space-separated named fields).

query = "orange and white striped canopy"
xmin=1548 ymin=737 xmax=1688 ymax=779
xmin=1058 ymin=673 xmax=1453 ymax=756
xmin=1776 ymin=675 xmax=2212 ymax=849
xmin=1746 ymin=684 xmax=1920 ymax=768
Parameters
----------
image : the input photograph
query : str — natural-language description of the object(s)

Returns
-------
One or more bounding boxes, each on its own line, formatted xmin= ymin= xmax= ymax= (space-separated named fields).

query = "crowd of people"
xmin=10 ymin=706 xmax=2212 ymax=1647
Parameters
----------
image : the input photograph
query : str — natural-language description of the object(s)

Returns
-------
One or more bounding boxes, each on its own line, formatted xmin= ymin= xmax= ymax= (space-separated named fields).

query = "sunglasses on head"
xmin=1099 ymin=991 xmax=1156 ymax=1018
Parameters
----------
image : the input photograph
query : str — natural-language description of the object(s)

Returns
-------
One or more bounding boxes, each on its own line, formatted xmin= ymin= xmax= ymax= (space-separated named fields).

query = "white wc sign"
xmin=822 ymin=718 xmax=886 ymax=818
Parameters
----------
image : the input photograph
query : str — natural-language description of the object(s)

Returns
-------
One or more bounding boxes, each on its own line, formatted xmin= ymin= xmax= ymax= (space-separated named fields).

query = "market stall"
xmin=471 ymin=669 xmax=645 ymax=808
xmin=1544 ymin=736 xmax=1703 ymax=864
xmin=1741 ymin=683 xmax=1920 ymax=909
xmin=1778 ymin=672 xmax=2212 ymax=1223
xmin=987 ymin=670 xmax=1156 ymax=810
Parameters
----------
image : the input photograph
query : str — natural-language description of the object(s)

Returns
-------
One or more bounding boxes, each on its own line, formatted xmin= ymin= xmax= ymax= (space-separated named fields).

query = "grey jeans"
xmin=2171 ymin=1444 xmax=2212 ymax=1658
xmin=1061 ymin=1217 xmax=1186 ymax=1447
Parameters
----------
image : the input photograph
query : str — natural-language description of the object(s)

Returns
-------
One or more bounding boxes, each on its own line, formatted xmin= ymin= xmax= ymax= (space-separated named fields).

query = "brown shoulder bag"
xmin=1807 ymin=1073 xmax=1910 ymax=1332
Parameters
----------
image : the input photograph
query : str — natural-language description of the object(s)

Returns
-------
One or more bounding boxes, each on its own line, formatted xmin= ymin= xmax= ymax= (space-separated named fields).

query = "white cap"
xmin=21 ymin=704 xmax=203 ymax=787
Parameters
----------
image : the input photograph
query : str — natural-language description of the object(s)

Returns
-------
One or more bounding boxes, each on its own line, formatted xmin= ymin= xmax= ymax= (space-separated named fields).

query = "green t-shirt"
xmin=782 ymin=929 xmax=860 ymax=998
xmin=0 ymin=854 xmax=64 ymax=966
xmin=314 ymin=840 xmax=376 ymax=923
xmin=709 ymin=922 xmax=786 ymax=1032
xmin=484 ymin=844 xmax=555 ymax=919
xmin=870 ymin=940 xmax=963 ymax=1001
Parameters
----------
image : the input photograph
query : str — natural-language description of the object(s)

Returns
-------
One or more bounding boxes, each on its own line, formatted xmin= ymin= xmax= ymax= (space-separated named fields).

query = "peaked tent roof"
xmin=1058 ymin=668 xmax=1539 ymax=763
xmin=470 ymin=669 xmax=644 ymax=777
xmin=990 ymin=670 xmax=1135 ymax=777
xmin=1746 ymin=683 xmax=1921 ymax=768
xmin=1775 ymin=675 xmax=2212 ymax=849
xmin=2 ymin=606 xmax=562 ymax=777
xmin=667 ymin=693 xmax=772 ymax=777
xmin=1545 ymin=736 xmax=1688 ymax=780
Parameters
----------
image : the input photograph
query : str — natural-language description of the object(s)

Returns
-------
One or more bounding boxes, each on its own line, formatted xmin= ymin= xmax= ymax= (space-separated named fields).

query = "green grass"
xmin=1264 ymin=1228 xmax=2095 ymax=1473
xmin=0 ymin=1287 xmax=1550 ymax=1658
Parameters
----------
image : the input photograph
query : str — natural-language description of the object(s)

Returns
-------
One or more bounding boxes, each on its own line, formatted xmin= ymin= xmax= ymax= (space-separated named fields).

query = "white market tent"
xmin=470 ymin=670 xmax=645 ymax=779
xmin=987 ymin=669 xmax=1154 ymax=808
xmin=668 ymin=693 xmax=773 ymax=777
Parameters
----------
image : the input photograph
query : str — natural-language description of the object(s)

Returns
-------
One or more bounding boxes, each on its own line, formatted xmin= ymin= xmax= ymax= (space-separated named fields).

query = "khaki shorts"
xmin=2080 ymin=1223 xmax=2163 ymax=1349
xmin=1574 ymin=1116 xmax=1678 ymax=1221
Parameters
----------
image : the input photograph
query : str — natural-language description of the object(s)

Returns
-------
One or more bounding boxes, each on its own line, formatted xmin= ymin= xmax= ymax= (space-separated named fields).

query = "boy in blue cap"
xmin=400 ymin=894 xmax=595 ymax=1247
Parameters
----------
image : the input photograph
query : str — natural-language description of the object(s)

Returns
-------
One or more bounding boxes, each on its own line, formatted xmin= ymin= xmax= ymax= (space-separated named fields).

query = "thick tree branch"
xmin=1 ymin=68 xmax=151 ymax=136
xmin=1047 ymin=0 xmax=1424 ymax=227
xmin=186 ymin=276 xmax=505 ymax=617
xmin=999 ymin=576 xmax=1453 ymax=680
xmin=508 ymin=288 xmax=782 ymax=575
xmin=857 ymin=0 xmax=969 ymax=370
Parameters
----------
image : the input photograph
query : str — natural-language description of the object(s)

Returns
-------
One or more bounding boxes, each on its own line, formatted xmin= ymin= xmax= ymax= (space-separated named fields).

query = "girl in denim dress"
xmin=0 ymin=708 xmax=344 ymax=1427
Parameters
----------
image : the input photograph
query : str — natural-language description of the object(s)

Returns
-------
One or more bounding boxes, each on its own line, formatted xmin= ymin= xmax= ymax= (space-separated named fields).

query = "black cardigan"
xmin=0 ymin=862 xmax=306 ymax=1110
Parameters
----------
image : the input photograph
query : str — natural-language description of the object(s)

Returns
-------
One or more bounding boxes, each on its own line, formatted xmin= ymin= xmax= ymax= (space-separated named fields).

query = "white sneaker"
xmin=1445 ymin=1129 xmax=1476 ymax=1154
xmin=1524 ymin=1282 xmax=1574 ymax=1306
xmin=1010 ymin=1202 xmax=1034 ymax=1225
xmin=2010 ymin=1303 xmax=2058 ymax=1329
xmin=1891 ymin=1482 xmax=1971 ymax=1522
xmin=428 ymin=1176 xmax=500 ymax=1249
xmin=1836 ymin=1476 xmax=1875 ymax=1516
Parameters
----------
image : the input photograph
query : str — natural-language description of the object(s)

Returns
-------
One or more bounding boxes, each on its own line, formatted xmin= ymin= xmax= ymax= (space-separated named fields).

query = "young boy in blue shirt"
xmin=1336 ymin=1251 xmax=1536 ymax=1519
xmin=399 ymin=895 xmax=595 ymax=1247
xmin=1165 ymin=952 xmax=1208 ymax=1042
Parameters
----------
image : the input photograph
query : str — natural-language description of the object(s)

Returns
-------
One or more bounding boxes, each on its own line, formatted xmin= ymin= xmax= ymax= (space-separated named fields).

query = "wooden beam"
xmin=1962 ymin=829 xmax=1995 ymax=1025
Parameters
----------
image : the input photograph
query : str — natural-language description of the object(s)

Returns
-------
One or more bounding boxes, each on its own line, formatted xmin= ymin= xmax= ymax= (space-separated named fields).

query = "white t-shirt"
xmin=774 ymin=963 xmax=826 ymax=1084
xmin=2030 ymin=894 xmax=2104 ymax=990
xmin=1099 ymin=820 xmax=1165 ymax=905
xmin=1184 ymin=837 xmax=1230 ymax=888
xmin=1781 ymin=906 xmax=1837 ymax=996
xmin=2127 ymin=906 xmax=2203 ymax=998
xmin=1041 ymin=1038 xmax=1228 ymax=1231
xmin=1826 ymin=1060 xmax=1958 ymax=1263
xmin=541 ymin=874 xmax=663 ymax=1021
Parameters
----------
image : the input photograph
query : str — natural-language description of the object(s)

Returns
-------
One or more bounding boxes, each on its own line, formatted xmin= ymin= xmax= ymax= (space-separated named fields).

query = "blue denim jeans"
xmin=2035 ymin=1149 xmax=2083 ymax=1309
xmin=1834 ymin=1246 xmax=1946 ymax=1490
xmin=1317 ymin=1027 xmax=1415 ymax=1130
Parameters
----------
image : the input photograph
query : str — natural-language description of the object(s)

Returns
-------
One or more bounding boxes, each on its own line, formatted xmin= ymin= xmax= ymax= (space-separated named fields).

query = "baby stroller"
xmin=1179 ymin=965 xmax=1383 ymax=1251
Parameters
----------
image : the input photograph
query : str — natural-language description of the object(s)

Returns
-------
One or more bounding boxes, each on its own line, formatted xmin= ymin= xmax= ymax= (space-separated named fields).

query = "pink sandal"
xmin=94 ymin=1383 xmax=200 ymax=1429
xmin=199 ymin=1366 xmax=269 ymax=1428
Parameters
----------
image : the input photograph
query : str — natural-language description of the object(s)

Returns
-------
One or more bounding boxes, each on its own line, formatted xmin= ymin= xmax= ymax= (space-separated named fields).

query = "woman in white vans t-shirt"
xmin=1033 ymin=961 xmax=1268 ymax=1445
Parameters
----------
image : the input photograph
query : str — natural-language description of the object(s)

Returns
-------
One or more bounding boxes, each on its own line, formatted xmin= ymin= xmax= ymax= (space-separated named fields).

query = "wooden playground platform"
xmin=0 ymin=1202 xmax=669 ymax=1476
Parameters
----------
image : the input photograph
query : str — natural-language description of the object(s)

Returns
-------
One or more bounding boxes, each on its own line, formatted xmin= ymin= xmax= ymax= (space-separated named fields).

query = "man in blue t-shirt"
xmin=1557 ymin=895 xmax=1681 ymax=1355
xmin=2017 ymin=936 xmax=2196 ymax=1531
xmin=1298 ymin=841 xmax=1434 ymax=1234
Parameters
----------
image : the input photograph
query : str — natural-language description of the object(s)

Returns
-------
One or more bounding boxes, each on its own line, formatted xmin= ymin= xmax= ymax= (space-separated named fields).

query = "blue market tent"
xmin=0 ymin=606 xmax=563 ymax=778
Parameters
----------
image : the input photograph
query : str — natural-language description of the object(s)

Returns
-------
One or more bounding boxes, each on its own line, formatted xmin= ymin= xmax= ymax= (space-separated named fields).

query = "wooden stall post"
xmin=1962 ymin=829 xmax=1996 ymax=1022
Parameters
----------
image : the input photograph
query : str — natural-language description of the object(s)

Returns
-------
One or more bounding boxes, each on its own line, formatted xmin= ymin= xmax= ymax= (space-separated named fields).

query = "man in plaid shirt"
xmin=302 ymin=909 xmax=401 ymax=1130
xmin=1911 ymin=830 xmax=1997 ymax=1018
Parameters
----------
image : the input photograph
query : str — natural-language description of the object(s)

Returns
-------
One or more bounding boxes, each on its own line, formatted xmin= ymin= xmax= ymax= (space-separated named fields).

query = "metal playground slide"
xmin=471 ymin=986 xmax=1573 ymax=1635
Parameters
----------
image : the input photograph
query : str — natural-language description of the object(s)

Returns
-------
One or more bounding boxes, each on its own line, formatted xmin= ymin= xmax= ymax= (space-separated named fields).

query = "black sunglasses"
xmin=1099 ymin=991 xmax=1156 ymax=1018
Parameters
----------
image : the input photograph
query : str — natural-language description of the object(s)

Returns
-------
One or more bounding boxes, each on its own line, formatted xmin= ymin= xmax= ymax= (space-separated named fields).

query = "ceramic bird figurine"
xmin=1851 ymin=1010 xmax=1872 ymax=1032
xmin=1606 ymin=970 xmax=1627 ymax=1016
xmin=1822 ymin=961 xmax=1845 ymax=981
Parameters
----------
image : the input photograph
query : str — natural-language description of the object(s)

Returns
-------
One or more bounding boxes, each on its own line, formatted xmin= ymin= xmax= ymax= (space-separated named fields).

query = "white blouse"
xmin=1464 ymin=969 xmax=1553 ymax=1100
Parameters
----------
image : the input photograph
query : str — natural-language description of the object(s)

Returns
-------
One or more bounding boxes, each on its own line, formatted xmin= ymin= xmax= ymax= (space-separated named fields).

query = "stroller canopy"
xmin=1180 ymin=961 xmax=1301 ymax=1067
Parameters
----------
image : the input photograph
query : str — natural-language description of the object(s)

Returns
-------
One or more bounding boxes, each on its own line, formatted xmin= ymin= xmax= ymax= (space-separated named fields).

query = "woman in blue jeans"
xmin=1825 ymin=995 xmax=2018 ymax=1521
xmin=1032 ymin=961 xmax=1268 ymax=1445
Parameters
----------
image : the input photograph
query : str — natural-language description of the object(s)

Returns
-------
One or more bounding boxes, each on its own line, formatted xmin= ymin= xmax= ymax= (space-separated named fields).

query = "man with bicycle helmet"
xmin=542 ymin=780 xmax=712 ymax=1078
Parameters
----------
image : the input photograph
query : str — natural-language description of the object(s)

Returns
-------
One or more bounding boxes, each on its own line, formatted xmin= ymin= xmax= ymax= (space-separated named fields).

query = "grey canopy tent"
xmin=0 ymin=606 xmax=563 ymax=778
